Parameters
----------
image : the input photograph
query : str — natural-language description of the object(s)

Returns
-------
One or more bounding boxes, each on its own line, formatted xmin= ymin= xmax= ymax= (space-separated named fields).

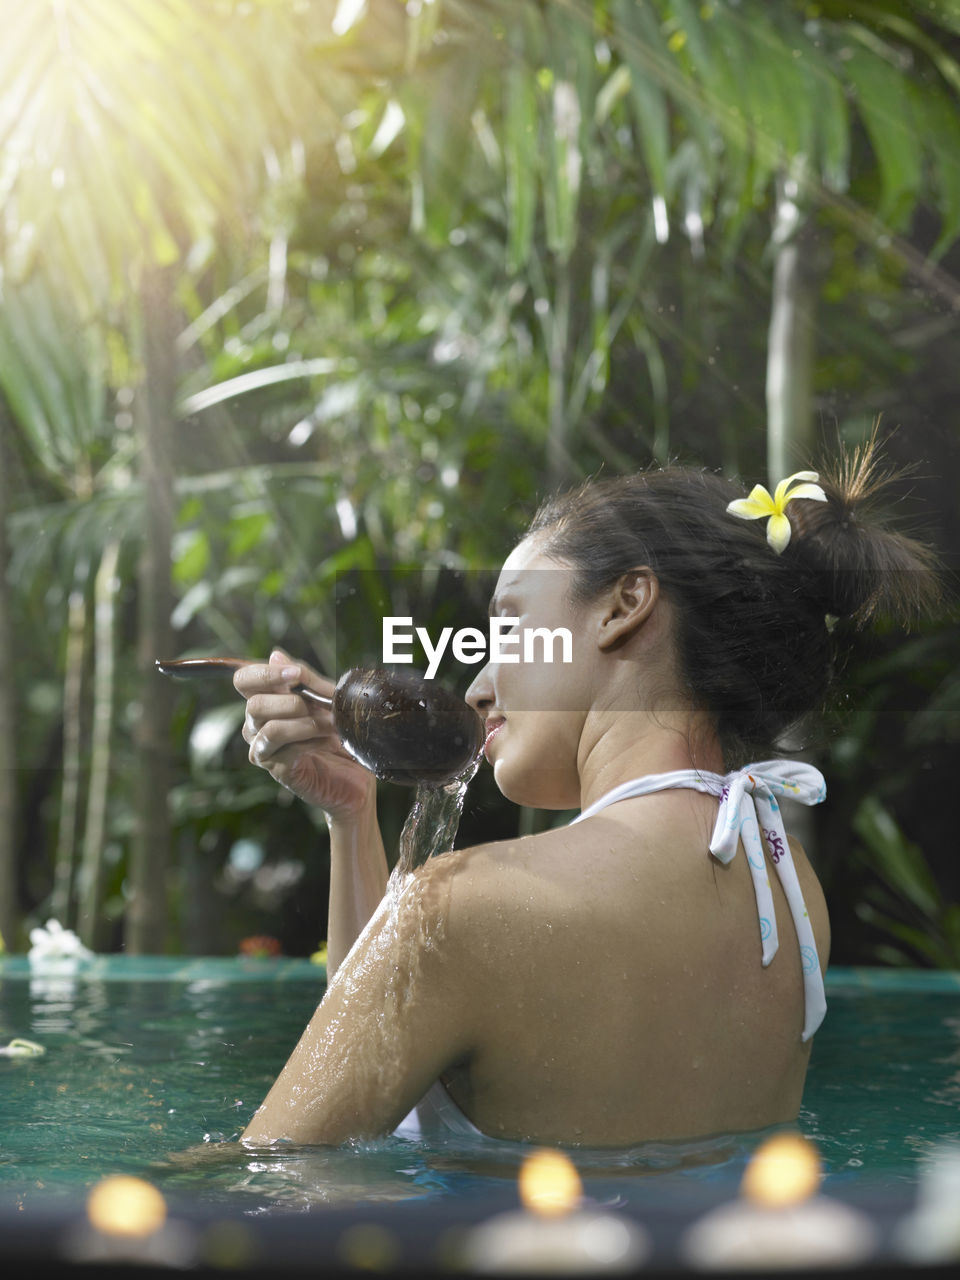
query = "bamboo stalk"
xmin=546 ymin=262 xmax=573 ymax=489
xmin=127 ymin=266 xmax=177 ymax=954
xmin=766 ymin=175 xmax=817 ymax=483
xmin=0 ymin=404 xmax=17 ymax=949
xmin=77 ymin=540 xmax=121 ymax=951
xmin=50 ymin=576 xmax=88 ymax=929
xmin=766 ymin=175 xmax=820 ymax=858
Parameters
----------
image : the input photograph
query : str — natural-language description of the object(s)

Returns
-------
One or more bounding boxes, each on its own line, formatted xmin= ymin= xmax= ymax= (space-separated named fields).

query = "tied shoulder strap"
xmin=710 ymin=761 xmax=827 ymax=1042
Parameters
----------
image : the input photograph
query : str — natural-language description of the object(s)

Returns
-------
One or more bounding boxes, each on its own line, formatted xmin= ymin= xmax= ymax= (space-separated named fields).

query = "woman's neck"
xmin=576 ymin=707 xmax=724 ymax=811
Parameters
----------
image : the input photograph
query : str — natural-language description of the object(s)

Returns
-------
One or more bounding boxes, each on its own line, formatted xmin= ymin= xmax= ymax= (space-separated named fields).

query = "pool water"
xmin=1 ymin=959 xmax=958 ymax=1217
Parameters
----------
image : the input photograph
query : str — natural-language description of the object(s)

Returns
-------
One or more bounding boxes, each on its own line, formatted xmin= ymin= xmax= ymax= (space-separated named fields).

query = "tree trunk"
xmin=77 ymin=539 xmax=121 ymax=951
xmin=766 ymin=178 xmax=818 ymax=483
xmin=127 ymin=268 xmax=177 ymax=954
xmin=50 ymin=571 xmax=88 ymax=929
xmin=0 ymin=405 xmax=17 ymax=949
xmin=766 ymin=176 xmax=820 ymax=859
xmin=181 ymin=829 xmax=223 ymax=955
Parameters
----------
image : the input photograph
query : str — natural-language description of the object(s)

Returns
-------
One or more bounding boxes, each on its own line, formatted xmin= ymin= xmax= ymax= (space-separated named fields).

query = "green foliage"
xmin=853 ymin=795 xmax=960 ymax=969
xmin=817 ymin=608 xmax=960 ymax=969
xmin=382 ymin=0 xmax=960 ymax=264
xmin=0 ymin=274 xmax=114 ymax=489
xmin=0 ymin=0 xmax=958 ymax=957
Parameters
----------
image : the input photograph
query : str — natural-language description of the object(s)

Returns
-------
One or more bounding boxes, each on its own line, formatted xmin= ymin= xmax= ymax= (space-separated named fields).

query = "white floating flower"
xmin=28 ymin=918 xmax=94 ymax=967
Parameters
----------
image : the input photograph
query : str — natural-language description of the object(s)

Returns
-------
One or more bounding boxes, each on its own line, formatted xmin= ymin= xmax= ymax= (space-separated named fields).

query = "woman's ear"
xmin=596 ymin=569 xmax=659 ymax=652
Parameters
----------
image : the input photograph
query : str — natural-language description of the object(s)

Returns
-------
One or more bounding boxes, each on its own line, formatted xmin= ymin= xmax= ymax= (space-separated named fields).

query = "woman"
xmin=234 ymin=443 xmax=937 ymax=1147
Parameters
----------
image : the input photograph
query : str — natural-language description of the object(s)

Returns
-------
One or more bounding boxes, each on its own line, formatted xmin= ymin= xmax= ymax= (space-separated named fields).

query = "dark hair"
xmin=527 ymin=438 xmax=941 ymax=766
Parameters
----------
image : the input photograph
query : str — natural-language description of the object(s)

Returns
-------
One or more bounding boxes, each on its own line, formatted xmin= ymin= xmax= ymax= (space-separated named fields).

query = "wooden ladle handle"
xmin=155 ymin=657 xmax=332 ymax=707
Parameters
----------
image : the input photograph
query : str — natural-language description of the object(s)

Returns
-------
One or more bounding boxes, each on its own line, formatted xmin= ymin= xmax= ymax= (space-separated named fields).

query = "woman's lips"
xmin=483 ymin=719 xmax=505 ymax=760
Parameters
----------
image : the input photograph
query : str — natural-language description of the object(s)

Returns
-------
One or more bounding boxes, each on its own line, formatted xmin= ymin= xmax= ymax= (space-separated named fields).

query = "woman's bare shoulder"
xmin=417 ymin=822 xmax=574 ymax=882
xmin=406 ymin=825 xmax=576 ymax=947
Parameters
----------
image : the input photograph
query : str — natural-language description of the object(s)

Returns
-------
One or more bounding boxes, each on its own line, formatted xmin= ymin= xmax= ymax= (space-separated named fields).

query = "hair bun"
xmin=786 ymin=435 xmax=942 ymax=625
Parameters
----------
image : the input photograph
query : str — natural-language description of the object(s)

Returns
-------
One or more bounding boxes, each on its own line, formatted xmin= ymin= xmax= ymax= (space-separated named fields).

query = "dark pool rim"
xmin=0 ymin=1179 xmax=955 ymax=1278
xmin=1 ymin=1187 xmax=957 ymax=1278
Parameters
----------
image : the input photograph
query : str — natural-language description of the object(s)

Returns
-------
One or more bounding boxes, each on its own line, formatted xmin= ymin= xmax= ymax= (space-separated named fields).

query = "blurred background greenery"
xmin=0 ymin=0 xmax=957 ymax=964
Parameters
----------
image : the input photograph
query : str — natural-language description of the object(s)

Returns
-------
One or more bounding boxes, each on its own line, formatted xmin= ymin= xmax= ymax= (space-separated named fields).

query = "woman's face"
xmin=465 ymin=536 xmax=596 ymax=809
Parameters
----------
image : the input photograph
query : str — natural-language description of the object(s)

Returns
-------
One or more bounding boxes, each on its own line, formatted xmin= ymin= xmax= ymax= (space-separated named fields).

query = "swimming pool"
xmin=1 ymin=958 xmax=958 ymax=1272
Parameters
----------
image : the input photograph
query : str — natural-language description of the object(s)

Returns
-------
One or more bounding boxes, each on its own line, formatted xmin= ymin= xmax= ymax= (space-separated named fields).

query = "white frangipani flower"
xmin=726 ymin=470 xmax=827 ymax=553
xmin=28 ymin=919 xmax=94 ymax=965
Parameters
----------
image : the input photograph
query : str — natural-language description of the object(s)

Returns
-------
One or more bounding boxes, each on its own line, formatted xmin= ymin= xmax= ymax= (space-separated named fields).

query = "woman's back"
xmin=438 ymin=787 xmax=830 ymax=1145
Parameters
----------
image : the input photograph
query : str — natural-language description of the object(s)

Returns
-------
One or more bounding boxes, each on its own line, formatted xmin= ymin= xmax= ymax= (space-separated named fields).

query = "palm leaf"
xmin=611 ymin=0 xmax=673 ymax=200
xmin=0 ymin=278 xmax=108 ymax=481
xmin=909 ymin=77 xmax=960 ymax=257
xmin=746 ymin=9 xmax=818 ymax=166
xmin=814 ymin=67 xmax=851 ymax=194
xmin=504 ymin=34 xmax=540 ymax=272
xmin=843 ymin=42 xmax=924 ymax=231
xmin=1 ymin=0 xmax=331 ymax=313
xmin=852 ymin=795 xmax=942 ymax=919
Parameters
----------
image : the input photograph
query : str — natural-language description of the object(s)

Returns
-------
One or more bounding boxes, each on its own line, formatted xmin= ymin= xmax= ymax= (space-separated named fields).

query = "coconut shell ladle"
xmin=156 ymin=657 xmax=484 ymax=786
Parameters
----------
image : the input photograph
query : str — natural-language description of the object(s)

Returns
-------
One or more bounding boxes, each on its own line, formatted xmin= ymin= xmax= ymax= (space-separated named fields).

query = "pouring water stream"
xmin=393 ymin=754 xmax=482 ymax=880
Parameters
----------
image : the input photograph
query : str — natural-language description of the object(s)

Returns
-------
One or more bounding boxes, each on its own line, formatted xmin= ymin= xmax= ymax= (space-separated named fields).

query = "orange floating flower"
xmin=238 ymin=935 xmax=282 ymax=958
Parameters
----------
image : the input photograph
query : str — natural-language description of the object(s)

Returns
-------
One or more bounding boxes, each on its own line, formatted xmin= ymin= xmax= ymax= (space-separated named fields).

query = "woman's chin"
xmin=492 ymin=757 xmax=578 ymax=811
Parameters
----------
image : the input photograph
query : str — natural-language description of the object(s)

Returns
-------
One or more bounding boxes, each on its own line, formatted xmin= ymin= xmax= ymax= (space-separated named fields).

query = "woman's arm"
xmin=235 ymin=650 xmax=389 ymax=975
xmin=325 ymin=792 xmax=388 ymax=977
xmin=241 ymin=865 xmax=476 ymax=1145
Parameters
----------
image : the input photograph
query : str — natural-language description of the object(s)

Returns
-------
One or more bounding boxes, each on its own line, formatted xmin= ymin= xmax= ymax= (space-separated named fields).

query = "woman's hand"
xmin=235 ymin=648 xmax=376 ymax=822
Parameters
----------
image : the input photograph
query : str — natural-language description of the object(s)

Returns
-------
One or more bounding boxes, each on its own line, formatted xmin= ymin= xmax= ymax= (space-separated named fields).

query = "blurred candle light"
xmin=87 ymin=1175 xmax=167 ymax=1237
xmin=463 ymin=1148 xmax=650 ymax=1273
xmin=895 ymin=1142 xmax=960 ymax=1262
xmin=520 ymin=1149 xmax=582 ymax=1215
xmin=681 ymin=1133 xmax=877 ymax=1270
xmin=64 ymin=1175 xmax=195 ymax=1266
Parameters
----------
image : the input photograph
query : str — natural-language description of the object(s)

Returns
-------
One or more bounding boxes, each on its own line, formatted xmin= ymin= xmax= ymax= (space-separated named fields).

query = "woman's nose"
xmin=465 ymin=663 xmax=494 ymax=716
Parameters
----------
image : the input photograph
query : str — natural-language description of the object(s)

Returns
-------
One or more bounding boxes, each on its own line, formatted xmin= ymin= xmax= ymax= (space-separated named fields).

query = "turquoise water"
xmin=1 ymin=959 xmax=958 ymax=1214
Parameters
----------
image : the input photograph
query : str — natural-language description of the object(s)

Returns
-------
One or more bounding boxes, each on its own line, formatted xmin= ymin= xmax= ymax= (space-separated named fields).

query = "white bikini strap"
xmin=571 ymin=769 xmax=723 ymax=824
xmin=709 ymin=761 xmax=827 ymax=1042
xmin=573 ymin=760 xmax=828 ymax=1042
